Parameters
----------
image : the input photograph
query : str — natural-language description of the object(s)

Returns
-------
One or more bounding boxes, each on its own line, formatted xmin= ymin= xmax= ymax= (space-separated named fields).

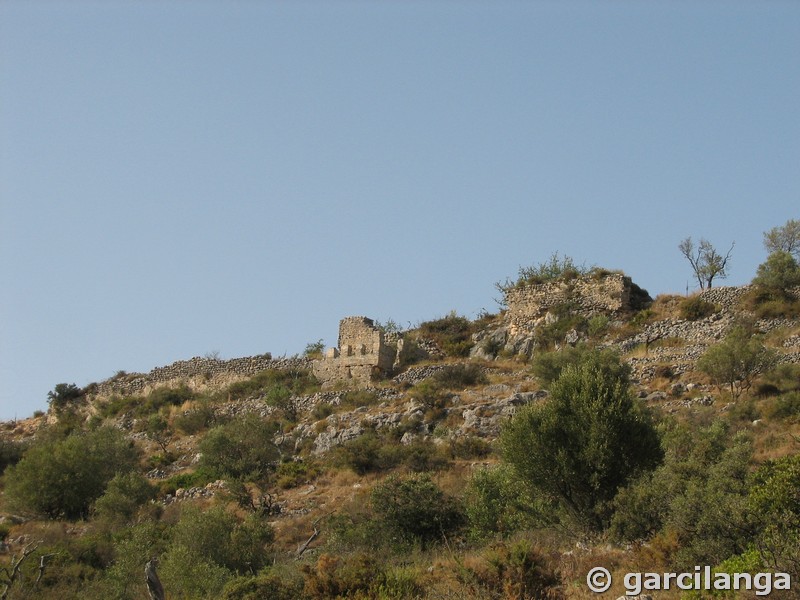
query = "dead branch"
xmin=296 ymin=516 xmax=324 ymax=558
xmin=1 ymin=541 xmax=39 ymax=600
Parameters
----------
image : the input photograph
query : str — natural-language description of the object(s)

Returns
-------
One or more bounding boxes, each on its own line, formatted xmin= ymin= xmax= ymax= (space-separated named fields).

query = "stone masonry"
xmin=312 ymin=316 xmax=397 ymax=387
xmin=89 ymin=354 xmax=312 ymax=399
xmin=504 ymin=273 xmax=643 ymax=335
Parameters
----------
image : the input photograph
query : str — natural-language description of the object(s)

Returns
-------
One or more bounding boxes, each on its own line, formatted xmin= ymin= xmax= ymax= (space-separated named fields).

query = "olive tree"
xmin=501 ymin=352 xmax=662 ymax=531
xmin=697 ymin=325 xmax=777 ymax=399
xmin=764 ymin=218 xmax=800 ymax=260
xmin=3 ymin=427 xmax=139 ymax=519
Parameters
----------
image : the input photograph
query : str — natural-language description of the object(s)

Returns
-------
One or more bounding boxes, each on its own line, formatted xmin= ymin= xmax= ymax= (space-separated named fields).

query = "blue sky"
xmin=1 ymin=1 xmax=798 ymax=420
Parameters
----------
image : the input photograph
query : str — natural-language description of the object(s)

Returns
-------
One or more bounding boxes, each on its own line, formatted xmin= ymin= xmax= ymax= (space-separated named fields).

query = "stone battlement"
xmin=312 ymin=316 xmax=398 ymax=387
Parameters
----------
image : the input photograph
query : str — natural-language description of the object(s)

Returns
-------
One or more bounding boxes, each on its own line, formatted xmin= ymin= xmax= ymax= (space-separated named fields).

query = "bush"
xmin=332 ymin=430 xmax=399 ymax=475
xmin=47 ymin=383 xmax=85 ymax=411
xmin=763 ymin=391 xmax=800 ymax=421
xmin=753 ymin=250 xmax=800 ymax=291
xmin=466 ymin=539 xmax=564 ymax=600
xmin=173 ymin=401 xmax=217 ymax=434
xmin=303 ymin=339 xmax=325 ymax=358
xmin=496 ymin=252 xmax=589 ymax=291
xmin=332 ymin=431 xmax=447 ymax=475
xmin=222 ymin=572 xmax=303 ymax=600
xmin=610 ymin=420 xmax=755 ymax=568
xmin=3 ymin=427 xmax=139 ymax=519
xmin=220 ymin=368 xmax=318 ymax=402
xmin=370 ymin=473 xmax=464 ymax=547
xmin=417 ymin=313 xmax=475 ymax=358
xmin=169 ymin=505 xmax=274 ymax=575
xmin=158 ymin=466 xmax=218 ymax=495
xmin=464 ymin=465 xmax=553 ymax=540
xmin=430 ymin=363 xmax=488 ymax=388
xmin=502 ymin=351 xmax=662 ymax=531
xmin=697 ymin=325 xmax=777 ymax=399
xmin=680 ymin=295 xmax=718 ymax=321
xmin=531 ymin=345 xmax=630 ymax=388
xmin=93 ymin=471 xmax=156 ymax=524
xmin=339 ymin=389 xmax=380 ymax=409
xmin=199 ymin=415 xmax=280 ymax=481
xmin=275 ymin=459 xmax=321 ymax=489
xmin=533 ymin=303 xmax=588 ymax=350
xmin=144 ymin=385 xmax=196 ymax=413
xmin=302 ymin=554 xmax=395 ymax=599
xmin=0 ymin=437 xmax=27 ymax=475
xmin=749 ymin=453 xmax=800 ymax=576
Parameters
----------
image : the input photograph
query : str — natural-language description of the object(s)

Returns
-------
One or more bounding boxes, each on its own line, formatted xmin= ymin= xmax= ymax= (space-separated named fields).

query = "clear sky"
xmin=1 ymin=1 xmax=798 ymax=421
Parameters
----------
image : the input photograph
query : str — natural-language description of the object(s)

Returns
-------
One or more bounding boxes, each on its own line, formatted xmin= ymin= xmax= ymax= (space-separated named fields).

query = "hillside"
xmin=2 ymin=269 xmax=800 ymax=599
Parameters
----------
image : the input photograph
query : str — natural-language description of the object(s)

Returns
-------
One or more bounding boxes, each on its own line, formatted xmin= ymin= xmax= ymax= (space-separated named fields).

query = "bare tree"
xmin=1 ymin=542 xmax=39 ymax=600
xmin=679 ymin=237 xmax=734 ymax=290
xmin=764 ymin=218 xmax=800 ymax=261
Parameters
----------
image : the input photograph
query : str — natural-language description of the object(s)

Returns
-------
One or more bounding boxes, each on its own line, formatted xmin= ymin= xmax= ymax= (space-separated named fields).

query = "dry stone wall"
xmin=90 ymin=354 xmax=312 ymax=398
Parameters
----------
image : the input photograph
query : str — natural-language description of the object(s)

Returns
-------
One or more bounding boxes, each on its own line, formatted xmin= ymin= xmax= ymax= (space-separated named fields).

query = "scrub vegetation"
xmin=2 ymin=219 xmax=800 ymax=600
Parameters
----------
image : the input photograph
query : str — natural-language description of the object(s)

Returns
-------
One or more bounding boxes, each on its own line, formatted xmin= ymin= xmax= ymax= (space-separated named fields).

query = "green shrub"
xmin=303 ymin=339 xmax=325 ymax=358
xmin=222 ymin=572 xmax=303 ymax=600
xmin=145 ymin=384 xmax=196 ymax=413
xmin=531 ymin=344 xmax=630 ymax=388
xmin=159 ymin=466 xmax=218 ymax=495
xmin=47 ymin=382 xmax=85 ymax=411
xmin=3 ymin=427 xmax=139 ymax=519
xmin=173 ymin=401 xmax=217 ymax=434
xmin=410 ymin=379 xmax=448 ymax=411
xmin=587 ymin=314 xmax=610 ymax=337
xmin=199 ymin=415 xmax=280 ymax=481
xmin=680 ymin=295 xmax=718 ymax=321
xmin=753 ymin=250 xmax=800 ymax=291
xmin=464 ymin=465 xmax=553 ymax=540
xmin=749 ymin=453 xmax=800 ymax=575
xmin=326 ymin=503 xmax=388 ymax=553
xmin=431 ymin=363 xmax=488 ymax=388
xmin=611 ymin=420 xmax=755 ymax=568
xmin=371 ymin=473 xmax=464 ymax=547
xmin=762 ymin=391 xmax=800 ymax=421
xmin=339 ymin=389 xmax=380 ymax=409
xmin=0 ymin=437 xmax=27 ymax=475
xmin=93 ymin=471 xmax=156 ymax=524
xmin=332 ymin=430 xmax=398 ymax=475
xmin=448 ymin=435 xmax=493 ymax=460
xmin=169 ymin=505 xmax=274 ymax=575
xmin=697 ymin=325 xmax=778 ymax=399
xmin=401 ymin=438 xmax=450 ymax=473
xmin=496 ymin=252 xmax=589 ymax=291
xmin=275 ymin=459 xmax=321 ymax=489
xmin=311 ymin=402 xmax=334 ymax=420
xmin=220 ymin=368 xmax=318 ymax=402
xmin=502 ymin=352 xmax=662 ymax=531
xmin=467 ymin=539 xmax=564 ymax=600
xmin=533 ymin=303 xmax=588 ymax=350
xmin=417 ymin=313 xmax=475 ymax=358
xmin=302 ymin=553 xmax=380 ymax=599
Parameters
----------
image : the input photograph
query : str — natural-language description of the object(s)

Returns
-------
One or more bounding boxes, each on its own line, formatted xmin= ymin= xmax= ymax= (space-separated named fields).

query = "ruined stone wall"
xmin=90 ymin=354 xmax=312 ymax=398
xmin=313 ymin=316 xmax=396 ymax=387
xmin=505 ymin=273 xmax=634 ymax=334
